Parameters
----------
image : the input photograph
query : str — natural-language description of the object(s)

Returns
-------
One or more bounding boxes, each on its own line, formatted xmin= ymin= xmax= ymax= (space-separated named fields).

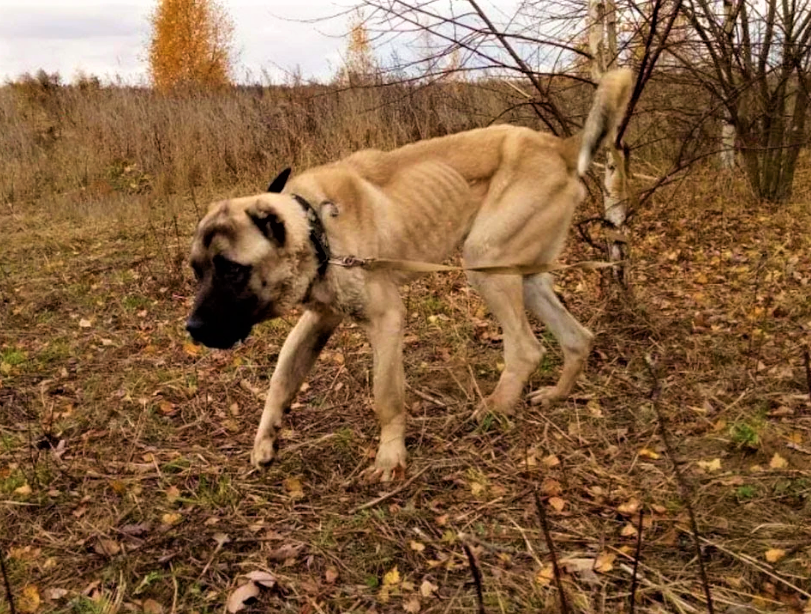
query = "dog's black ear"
xmin=249 ymin=209 xmax=287 ymax=247
xmin=267 ymin=167 xmax=292 ymax=193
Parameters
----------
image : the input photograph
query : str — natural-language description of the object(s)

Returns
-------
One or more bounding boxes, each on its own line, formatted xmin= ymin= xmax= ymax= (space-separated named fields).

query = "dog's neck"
xmin=292 ymin=194 xmax=330 ymax=277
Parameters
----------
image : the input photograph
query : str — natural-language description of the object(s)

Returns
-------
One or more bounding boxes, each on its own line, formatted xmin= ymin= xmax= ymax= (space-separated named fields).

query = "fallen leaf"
xmin=542 ymin=455 xmax=560 ymax=468
xmin=283 ymin=477 xmax=305 ymax=500
xmin=595 ymin=552 xmax=616 ymax=573
xmin=44 ymin=588 xmax=68 ymax=601
xmin=617 ymin=499 xmax=640 ymax=516
xmin=266 ymin=543 xmax=303 ymax=562
xmin=165 ymin=485 xmax=181 ymax=502
xmin=638 ymin=448 xmax=660 ymax=460
xmin=213 ymin=533 xmax=231 ymax=548
xmin=325 ymin=568 xmax=339 ymax=584
xmin=79 ymin=318 xmax=92 ymax=328
xmin=245 ymin=571 xmax=277 ymax=589
xmin=383 ymin=566 xmax=401 ymax=587
xmin=142 ymin=599 xmax=164 ymax=614
xmin=14 ymin=483 xmax=32 ymax=497
xmin=561 ymin=558 xmax=594 ymax=573
xmin=419 ymin=580 xmax=437 ymax=598
xmin=769 ymin=453 xmax=788 ymax=469
xmin=404 ymin=596 xmax=421 ymax=613
xmin=119 ymin=523 xmax=150 ymax=537
xmin=161 ymin=512 xmax=182 ymax=526
xmin=226 ymin=582 xmax=259 ymax=613
xmin=535 ymin=564 xmax=555 ymax=586
xmin=541 ymin=478 xmax=562 ymax=496
xmin=18 ymin=585 xmax=41 ymax=613
xmin=94 ymin=538 xmax=121 ymax=556
xmin=698 ymin=458 xmax=722 ymax=472
xmin=409 ymin=540 xmax=426 ymax=553
xmin=765 ymin=549 xmax=786 ymax=563
xmin=469 ymin=481 xmax=485 ymax=496
xmin=621 ymin=523 xmax=638 ymax=537
xmin=183 ymin=342 xmax=201 ymax=357
xmin=548 ymin=497 xmax=566 ymax=512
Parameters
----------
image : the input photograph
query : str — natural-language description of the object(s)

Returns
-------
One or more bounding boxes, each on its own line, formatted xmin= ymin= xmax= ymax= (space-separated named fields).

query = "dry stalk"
xmin=0 ymin=541 xmax=16 ymax=614
xmin=462 ymin=543 xmax=486 ymax=614
xmin=629 ymin=508 xmax=644 ymax=613
xmin=644 ymin=354 xmax=715 ymax=614
xmin=532 ymin=490 xmax=571 ymax=614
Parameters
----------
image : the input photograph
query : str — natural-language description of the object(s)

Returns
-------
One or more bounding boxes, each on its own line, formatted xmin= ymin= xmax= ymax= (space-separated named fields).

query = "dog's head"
xmin=186 ymin=169 xmax=316 ymax=349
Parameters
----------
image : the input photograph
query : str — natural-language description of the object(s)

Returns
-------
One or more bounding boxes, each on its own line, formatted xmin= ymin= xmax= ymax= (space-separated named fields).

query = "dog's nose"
xmin=186 ymin=317 xmax=205 ymax=340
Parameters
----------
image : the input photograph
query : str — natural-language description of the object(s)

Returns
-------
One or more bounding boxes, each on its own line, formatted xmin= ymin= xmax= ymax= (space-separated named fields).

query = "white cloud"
xmin=0 ymin=0 xmax=520 ymax=84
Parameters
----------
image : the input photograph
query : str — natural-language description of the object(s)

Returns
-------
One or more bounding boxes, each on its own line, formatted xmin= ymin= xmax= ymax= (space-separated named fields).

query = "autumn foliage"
xmin=148 ymin=0 xmax=235 ymax=92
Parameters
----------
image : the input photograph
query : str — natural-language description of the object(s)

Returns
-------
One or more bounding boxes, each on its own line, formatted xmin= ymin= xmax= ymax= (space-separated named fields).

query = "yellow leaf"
xmin=19 ymin=585 xmax=41 ymax=613
xmin=166 ymin=485 xmax=181 ymax=502
xmin=420 ymin=580 xmax=438 ymax=598
xmin=638 ymin=448 xmax=660 ymax=460
xmin=617 ymin=499 xmax=640 ymax=516
xmin=548 ymin=497 xmax=566 ymax=512
xmin=535 ymin=564 xmax=555 ymax=586
xmin=409 ymin=540 xmax=426 ymax=553
xmin=542 ymin=455 xmax=560 ymax=468
xmin=162 ymin=512 xmax=182 ymax=526
xmin=541 ymin=478 xmax=562 ymax=496
xmin=621 ymin=523 xmax=638 ymax=537
xmin=469 ymin=481 xmax=485 ymax=496
xmin=595 ymin=552 xmax=616 ymax=573
xmin=698 ymin=458 xmax=722 ymax=472
xmin=14 ymin=483 xmax=32 ymax=497
xmin=283 ymin=477 xmax=305 ymax=500
xmin=183 ymin=342 xmax=201 ymax=357
xmin=383 ymin=566 xmax=400 ymax=586
xmin=769 ymin=453 xmax=788 ymax=469
xmin=765 ymin=548 xmax=786 ymax=563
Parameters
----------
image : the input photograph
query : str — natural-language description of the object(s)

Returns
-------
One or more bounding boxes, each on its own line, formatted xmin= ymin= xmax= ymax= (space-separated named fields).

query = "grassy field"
xmin=1 ymin=80 xmax=811 ymax=614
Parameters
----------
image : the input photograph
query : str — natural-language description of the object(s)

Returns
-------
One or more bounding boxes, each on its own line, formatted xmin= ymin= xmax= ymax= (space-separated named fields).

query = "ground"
xmin=1 ymin=169 xmax=810 ymax=614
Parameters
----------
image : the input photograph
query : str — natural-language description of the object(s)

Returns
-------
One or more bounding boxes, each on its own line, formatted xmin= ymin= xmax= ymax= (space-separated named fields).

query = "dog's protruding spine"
xmin=575 ymin=69 xmax=634 ymax=177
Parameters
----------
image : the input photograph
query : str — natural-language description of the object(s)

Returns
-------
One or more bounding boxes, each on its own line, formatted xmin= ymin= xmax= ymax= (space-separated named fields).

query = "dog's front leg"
xmin=252 ymin=308 xmax=343 ymax=468
xmin=363 ymin=282 xmax=407 ymax=482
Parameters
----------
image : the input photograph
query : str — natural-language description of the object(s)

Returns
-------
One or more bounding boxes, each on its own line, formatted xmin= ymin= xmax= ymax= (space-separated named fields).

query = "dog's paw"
xmin=251 ymin=436 xmax=277 ymax=469
xmin=527 ymin=386 xmax=564 ymax=407
xmin=472 ymin=398 xmax=515 ymax=423
xmin=368 ymin=440 xmax=407 ymax=483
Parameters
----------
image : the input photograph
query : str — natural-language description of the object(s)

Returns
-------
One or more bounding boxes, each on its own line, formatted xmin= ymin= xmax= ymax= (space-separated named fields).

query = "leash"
xmin=284 ymin=191 xmax=623 ymax=277
xmin=328 ymin=255 xmax=624 ymax=275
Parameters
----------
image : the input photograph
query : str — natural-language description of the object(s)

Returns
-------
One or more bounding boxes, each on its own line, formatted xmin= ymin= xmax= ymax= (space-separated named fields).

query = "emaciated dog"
xmin=186 ymin=69 xmax=634 ymax=481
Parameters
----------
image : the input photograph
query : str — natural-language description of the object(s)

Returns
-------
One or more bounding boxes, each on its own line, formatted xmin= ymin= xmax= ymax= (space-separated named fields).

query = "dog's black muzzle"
xmin=185 ymin=314 xmax=253 ymax=350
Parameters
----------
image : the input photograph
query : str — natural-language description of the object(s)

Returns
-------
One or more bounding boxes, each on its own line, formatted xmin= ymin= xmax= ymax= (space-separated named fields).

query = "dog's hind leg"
xmin=252 ymin=307 xmax=343 ymax=469
xmin=466 ymin=270 xmax=545 ymax=417
xmin=523 ymin=273 xmax=593 ymax=405
xmin=362 ymin=280 xmax=408 ymax=482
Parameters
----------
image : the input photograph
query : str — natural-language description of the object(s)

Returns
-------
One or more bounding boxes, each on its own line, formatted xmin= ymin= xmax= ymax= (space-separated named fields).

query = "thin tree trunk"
xmin=720 ymin=0 xmax=737 ymax=169
xmin=589 ymin=0 xmax=630 ymax=282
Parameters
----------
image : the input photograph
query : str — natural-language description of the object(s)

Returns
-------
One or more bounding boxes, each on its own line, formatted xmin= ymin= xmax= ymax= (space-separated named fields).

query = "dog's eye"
xmin=213 ymin=255 xmax=251 ymax=282
xmin=191 ymin=262 xmax=204 ymax=281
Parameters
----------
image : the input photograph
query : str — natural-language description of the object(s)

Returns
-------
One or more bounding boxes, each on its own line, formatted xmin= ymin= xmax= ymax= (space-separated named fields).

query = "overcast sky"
xmin=0 ymin=0 xmax=521 ymax=85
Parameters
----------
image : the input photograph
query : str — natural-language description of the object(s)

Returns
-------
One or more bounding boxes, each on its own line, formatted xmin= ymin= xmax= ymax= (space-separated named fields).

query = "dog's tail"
xmin=565 ymin=69 xmax=634 ymax=177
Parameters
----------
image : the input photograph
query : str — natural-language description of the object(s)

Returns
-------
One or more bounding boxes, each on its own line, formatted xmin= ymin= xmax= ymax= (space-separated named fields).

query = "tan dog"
xmin=186 ymin=69 xmax=633 ymax=481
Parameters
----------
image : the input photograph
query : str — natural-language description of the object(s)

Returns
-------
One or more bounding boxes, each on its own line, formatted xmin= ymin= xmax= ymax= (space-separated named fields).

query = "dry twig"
xmin=0 ymin=542 xmax=16 ymax=614
xmin=533 ymin=490 xmax=571 ymax=614
xmin=462 ymin=543 xmax=486 ymax=614
xmin=644 ymin=354 xmax=715 ymax=614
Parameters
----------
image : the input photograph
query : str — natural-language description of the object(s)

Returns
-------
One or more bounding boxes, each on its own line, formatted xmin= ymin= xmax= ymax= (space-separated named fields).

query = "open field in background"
xmin=1 ymin=79 xmax=811 ymax=613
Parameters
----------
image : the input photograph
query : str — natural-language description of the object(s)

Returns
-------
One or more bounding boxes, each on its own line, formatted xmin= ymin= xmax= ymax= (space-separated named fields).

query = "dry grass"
xmin=1 ymin=79 xmax=810 ymax=614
